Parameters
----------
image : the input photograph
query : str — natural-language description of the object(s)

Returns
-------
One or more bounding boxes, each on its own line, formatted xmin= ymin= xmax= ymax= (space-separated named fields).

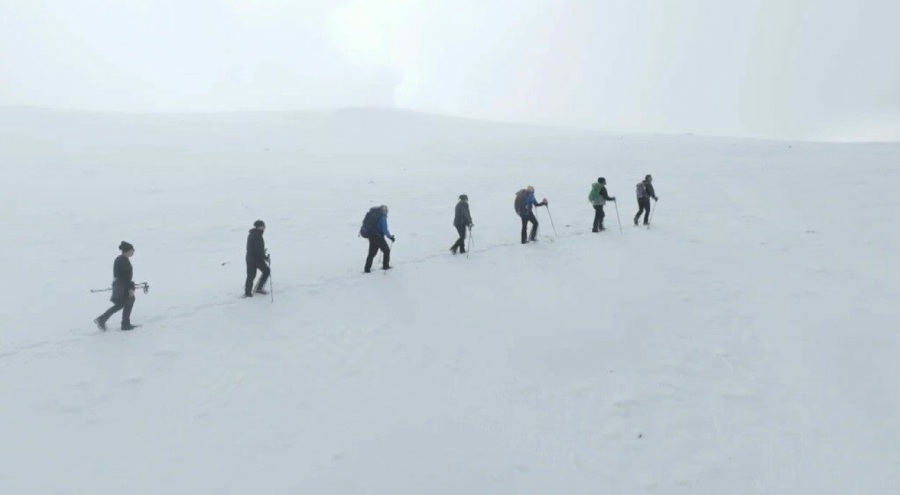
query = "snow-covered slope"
xmin=1 ymin=108 xmax=898 ymax=494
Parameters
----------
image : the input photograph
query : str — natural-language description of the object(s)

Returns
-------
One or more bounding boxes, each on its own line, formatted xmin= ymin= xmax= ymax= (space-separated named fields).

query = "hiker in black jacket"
xmin=450 ymin=194 xmax=473 ymax=254
xmin=94 ymin=241 xmax=138 ymax=331
xmin=634 ymin=174 xmax=658 ymax=225
xmin=244 ymin=220 xmax=270 ymax=297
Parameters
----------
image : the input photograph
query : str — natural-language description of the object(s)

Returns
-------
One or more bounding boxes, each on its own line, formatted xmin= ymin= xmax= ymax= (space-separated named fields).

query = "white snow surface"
xmin=1 ymin=108 xmax=898 ymax=494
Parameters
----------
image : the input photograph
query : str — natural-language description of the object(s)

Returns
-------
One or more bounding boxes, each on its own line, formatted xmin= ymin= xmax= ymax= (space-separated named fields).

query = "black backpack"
xmin=514 ymin=189 xmax=527 ymax=215
xmin=359 ymin=208 xmax=382 ymax=238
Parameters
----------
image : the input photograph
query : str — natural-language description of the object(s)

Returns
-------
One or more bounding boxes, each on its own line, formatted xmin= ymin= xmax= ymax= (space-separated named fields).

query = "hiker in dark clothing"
xmin=634 ymin=174 xmax=658 ymax=225
xmin=244 ymin=220 xmax=270 ymax=297
xmin=450 ymin=194 xmax=473 ymax=254
xmin=94 ymin=241 xmax=138 ymax=331
xmin=361 ymin=205 xmax=395 ymax=273
xmin=515 ymin=185 xmax=548 ymax=244
xmin=588 ymin=177 xmax=616 ymax=232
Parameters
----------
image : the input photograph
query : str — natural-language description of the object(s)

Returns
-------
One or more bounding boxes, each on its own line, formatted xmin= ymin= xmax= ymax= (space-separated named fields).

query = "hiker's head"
xmin=645 ymin=174 xmax=652 ymax=182
xmin=526 ymin=185 xmax=535 ymax=193
xmin=380 ymin=205 xmax=389 ymax=215
xmin=598 ymin=177 xmax=606 ymax=184
xmin=119 ymin=241 xmax=135 ymax=257
xmin=253 ymin=220 xmax=266 ymax=231
xmin=459 ymin=194 xmax=468 ymax=202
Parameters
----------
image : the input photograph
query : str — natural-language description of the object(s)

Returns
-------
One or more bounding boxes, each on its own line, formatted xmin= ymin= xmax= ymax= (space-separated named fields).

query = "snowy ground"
xmin=1 ymin=107 xmax=898 ymax=494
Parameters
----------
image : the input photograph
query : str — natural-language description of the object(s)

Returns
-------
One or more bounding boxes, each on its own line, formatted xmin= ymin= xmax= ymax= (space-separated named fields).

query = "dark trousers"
xmin=365 ymin=236 xmax=391 ymax=271
xmin=98 ymin=296 xmax=135 ymax=327
xmin=634 ymin=198 xmax=652 ymax=224
xmin=521 ymin=211 xmax=538 ymax=243
xmin=592 ymin=205 xmax=605 ymax=231
xmin=245 ymin=257 xmax=270 ymax=294
xmin=451 ymin=224 xmax=467 ymax=253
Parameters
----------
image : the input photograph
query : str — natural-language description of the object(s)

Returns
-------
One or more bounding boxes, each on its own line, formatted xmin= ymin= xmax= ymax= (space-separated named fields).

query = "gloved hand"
xmin=611 ymin=197 xmax=616 ymax=201
xmin=542 ymin=199 xmax=549 ymax=206
xmin=389 ymin=235 xmax=396 ymax=242
xmin=265 ymin=254 xmax=271 ymax=262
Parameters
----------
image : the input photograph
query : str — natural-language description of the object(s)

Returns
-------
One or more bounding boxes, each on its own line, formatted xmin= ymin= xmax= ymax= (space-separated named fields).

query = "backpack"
xmin=359 ymin=208 xmax=382 ymax=238
xmin=588 ymin=184 xmax=600 ymax=203
xmin=636 ymin=181 xmax=647 ymax=199
xmin=514 ymin=189 xmax=527 ymax=215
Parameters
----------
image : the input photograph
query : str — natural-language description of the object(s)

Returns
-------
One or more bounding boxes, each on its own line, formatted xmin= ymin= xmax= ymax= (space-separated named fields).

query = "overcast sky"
xmin=1 ymin=0 xmax=898 ymax=140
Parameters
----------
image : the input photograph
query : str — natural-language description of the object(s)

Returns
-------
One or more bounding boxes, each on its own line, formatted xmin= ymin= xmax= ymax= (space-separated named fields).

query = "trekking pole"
xmin=545 ymin=205 xmax=558 ymax=237
xmin=90 ymin=282 xmax=149 ymax=294
xmin=613 ymin=201 xmax=623 ymax=233
xmin=647 ymin=200 xmax=658 ymax=229
xmin=268 ymin=255 xmax=274 ymax=303
xmin=467 ymin=226 xmax=473 ymax=258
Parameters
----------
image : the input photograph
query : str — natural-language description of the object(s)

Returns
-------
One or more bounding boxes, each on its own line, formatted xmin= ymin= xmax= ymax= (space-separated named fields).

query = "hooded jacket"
xmin=454 ymin=200 xmax=473 ymax=227
xmin=111 ymin=254 xmax=134 ymax=303
xmin=246 ymin=228 xmax=266 ymax=264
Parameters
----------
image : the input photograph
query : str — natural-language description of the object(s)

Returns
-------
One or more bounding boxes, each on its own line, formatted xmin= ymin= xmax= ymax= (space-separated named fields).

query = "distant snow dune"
xmin=1 ymin=107 xmax=898 ymax=494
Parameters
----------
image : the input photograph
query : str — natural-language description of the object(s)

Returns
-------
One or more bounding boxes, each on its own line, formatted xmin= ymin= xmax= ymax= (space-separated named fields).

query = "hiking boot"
xmin=254 ymin=288 xmax=269 ymax=295
xmin=364 ymin=269 xmax=372 ymax=273
xmin=243 ymin=292 xmax=253 ymax=298
xmin=592 ymin=228 xmax=599 ymax=233
xmin=450 ymin=246 xmax=458 ymax=255
xmin=94 ymin=318 xmax=107 ymax=331
xmin=121 ymin=324 xmax=138 ymax=331
xmin=382 ymin=266 xmax=393 ymax=271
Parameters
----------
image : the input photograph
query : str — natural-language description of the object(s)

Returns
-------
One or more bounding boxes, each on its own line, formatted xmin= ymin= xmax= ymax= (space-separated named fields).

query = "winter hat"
xmin=380 ymin=205 xmax=389 ymax=214
xmin=119 ymin=241 xmax=134 ymax=252
xmin=253 ymin=220 xmax=265 ymax=228
xmin=459 ymin=194 xmax=468 ymax=201
xmin=598 ymin=177 xmax=606 ymax=184
xmin=526 ymin=185 xmax=535 ymax=192
xmin=645 ymin=174 xmax=652 ymax=181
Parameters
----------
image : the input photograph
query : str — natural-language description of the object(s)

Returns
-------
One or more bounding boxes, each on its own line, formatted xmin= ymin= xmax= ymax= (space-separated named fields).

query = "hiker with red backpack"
xmin=634 ymin=174 xmax=658 ymax=225
xmin=359 ymin=205 xmax=395 ymax=273
xmin=515 ymin=185 xmax=548 ymax=244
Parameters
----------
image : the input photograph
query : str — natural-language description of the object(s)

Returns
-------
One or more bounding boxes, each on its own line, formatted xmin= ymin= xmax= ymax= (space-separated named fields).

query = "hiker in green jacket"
xmin=588 ymin=177 xmax=615 ymax=232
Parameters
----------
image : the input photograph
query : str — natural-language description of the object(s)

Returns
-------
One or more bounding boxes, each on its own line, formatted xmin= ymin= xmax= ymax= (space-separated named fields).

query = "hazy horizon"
xmin=2 ymin=0 xmax=898 ymax=142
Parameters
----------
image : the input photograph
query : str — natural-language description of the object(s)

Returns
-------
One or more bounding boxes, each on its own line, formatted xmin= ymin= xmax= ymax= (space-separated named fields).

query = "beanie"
xmin=119 ymin=241 xmax=134 ymax=252
xmin=253 ymin=220 xmax=265 ymax=228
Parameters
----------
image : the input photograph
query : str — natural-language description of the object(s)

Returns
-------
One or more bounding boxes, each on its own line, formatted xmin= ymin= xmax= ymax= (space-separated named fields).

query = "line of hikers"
xmin=94 ymin=175 xmax=658 ymax=330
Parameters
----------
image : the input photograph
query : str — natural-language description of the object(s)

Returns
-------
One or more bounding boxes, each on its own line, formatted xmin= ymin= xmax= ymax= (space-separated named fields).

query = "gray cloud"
xmin=1 ymin=0 xmax=897 ymax=140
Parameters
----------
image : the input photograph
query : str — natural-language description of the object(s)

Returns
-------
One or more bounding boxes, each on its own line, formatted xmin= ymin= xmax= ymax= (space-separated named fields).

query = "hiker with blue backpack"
xmin=588 ymin=177 xmax=616 ymax=232
xmin=634 ymin=174 xmax=658 ymax=225
xmin=359 ymin=205 xmax=395 ymax=273
xmin=515 ymin=185 xmax=548 ymax=244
